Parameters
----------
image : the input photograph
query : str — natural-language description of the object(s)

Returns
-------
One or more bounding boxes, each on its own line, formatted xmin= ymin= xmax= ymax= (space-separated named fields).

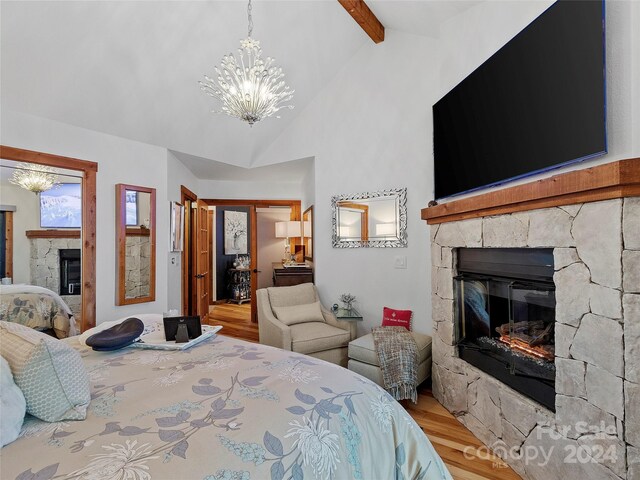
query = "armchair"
xmin=257 ymin=283 xmax=357 ymax=367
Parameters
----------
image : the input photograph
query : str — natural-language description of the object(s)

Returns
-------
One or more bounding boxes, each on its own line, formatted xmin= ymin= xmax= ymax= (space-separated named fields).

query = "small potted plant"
xmin=339 ymin=293 xmax=356 ymax=311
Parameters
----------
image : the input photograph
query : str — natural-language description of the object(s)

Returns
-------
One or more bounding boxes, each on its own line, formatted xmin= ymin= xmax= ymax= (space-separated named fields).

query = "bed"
xmin=0 ymin=285 xmax=77 ymax=339
xmin=1 ymin=320 xmax=452 ymax=480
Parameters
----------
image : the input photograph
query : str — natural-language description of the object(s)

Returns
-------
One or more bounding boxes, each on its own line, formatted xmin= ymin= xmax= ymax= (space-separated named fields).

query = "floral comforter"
xmin=0 ymin=285 xmax=76 ymax=338
xmin=0 ymin=333 xmax=451 ymax=480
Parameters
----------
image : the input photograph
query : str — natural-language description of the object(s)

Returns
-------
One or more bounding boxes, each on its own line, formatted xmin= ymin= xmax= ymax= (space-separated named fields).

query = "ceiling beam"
xmin=338 ymin=0 xmax=385 ymax=44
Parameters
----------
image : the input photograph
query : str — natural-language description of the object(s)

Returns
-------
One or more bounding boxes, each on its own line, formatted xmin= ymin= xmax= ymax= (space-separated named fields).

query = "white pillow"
xmin=0 ymin=321 xmax=90 ymax=422
xmin=272 ymin=301 xmax=325 ymax=326
xmin=0 ymin=356 xmax=26 ymax=447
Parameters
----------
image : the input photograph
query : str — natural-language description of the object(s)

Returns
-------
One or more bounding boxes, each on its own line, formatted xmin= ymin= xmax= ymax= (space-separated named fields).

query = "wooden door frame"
xmin=180 ymin=185 xmax=197 ymax=316
xmin=2 ymin=211 xmax=14 ymax=279
xmin=0 ymin=145 xmax=98 ymax=331
xmin=202 ymin=199 xmax=302 ymax=323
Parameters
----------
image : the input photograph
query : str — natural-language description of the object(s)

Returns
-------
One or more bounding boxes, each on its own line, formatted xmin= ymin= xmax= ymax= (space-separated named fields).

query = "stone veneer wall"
xmin=430 ymin=198 xmax=639 ymax=479
xmin=125 ymin=235 xmax=151 ymax=298
xmin=29 ymin=237 xmax=82 ymax=325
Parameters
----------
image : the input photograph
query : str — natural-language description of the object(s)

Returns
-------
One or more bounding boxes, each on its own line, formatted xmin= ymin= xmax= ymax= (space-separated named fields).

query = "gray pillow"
xmin=0 ymin=321 xmax=90 ymax=422
xmin=272 ymin=301 xmax=325 ymax=326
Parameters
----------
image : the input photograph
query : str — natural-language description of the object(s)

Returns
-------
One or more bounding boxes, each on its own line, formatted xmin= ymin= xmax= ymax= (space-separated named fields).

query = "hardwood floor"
xmin=207 ymin=302 xmax=521 ymax=480
xmin=207 ymin=302 xmax=258 ymax=342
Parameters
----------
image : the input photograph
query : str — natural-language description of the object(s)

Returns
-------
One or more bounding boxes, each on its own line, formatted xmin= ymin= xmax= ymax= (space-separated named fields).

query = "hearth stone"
xmin=628 ymin=446 xmax=640 ymax=479
xmin=590 ymin=283 xmax=623 ymax=319
xmin=528 ymin=208 xmax=574 ymax=247
xmin=522 ymin=426 xmax=621 ymax=480
xmin=558 ymin=204 xmax=582 ymax=217
xmin=623 ymin=197 xmax=640 ymax=250
xmin=554 ymin=247 xmax=580 ymax=270
xmin=433 ymin=218 xmax=482 ymax=247
xmin=625 ymin=381 xmax=640 ymax=447
xmin=577 ymin=433 xmax=627 ymax=478
xmin=555 ymin=357 xmax=586 ymax=398
xmin=483 ymin=213 xmax=529 ymax=247
xmin=554 ymin=261 xmax=591 ymax=326
xmin=555 ymin=395 xmax=617 ymax=439
xmin=624 ymin=294 xmax=640 ymax=383
xmin=572 ymin=199 xmax=622 ymax=289
xmin=623 ymin=250 xmax=640 ymax=293
xmin=570 ymin=314 xmax=624 ymax=377
xmin=554 ymin=323 xmax=577 ymax=358
xmin=585 ymin=364 xmax=624 ymax=419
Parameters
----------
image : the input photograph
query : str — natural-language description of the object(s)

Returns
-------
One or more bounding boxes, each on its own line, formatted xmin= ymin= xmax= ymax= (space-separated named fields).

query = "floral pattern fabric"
xmin=0 ymin=292 xmax=73 ymax=338
xmin=1 ymin=332 xmax=451 ymax=480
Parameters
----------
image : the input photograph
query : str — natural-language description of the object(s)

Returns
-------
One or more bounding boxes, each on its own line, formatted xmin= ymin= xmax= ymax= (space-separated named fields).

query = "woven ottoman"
xmin=347 ymin=331 xmax=433 ymax=388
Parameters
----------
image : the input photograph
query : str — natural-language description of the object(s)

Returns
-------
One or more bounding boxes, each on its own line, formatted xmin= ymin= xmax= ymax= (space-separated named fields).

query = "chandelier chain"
xmin=247 ymin=0 xmax=253 ymax=38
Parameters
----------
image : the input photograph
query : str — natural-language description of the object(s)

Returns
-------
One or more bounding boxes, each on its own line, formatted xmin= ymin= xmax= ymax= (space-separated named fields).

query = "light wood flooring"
xmin=207 ymin=302 xmax=521 ymax=480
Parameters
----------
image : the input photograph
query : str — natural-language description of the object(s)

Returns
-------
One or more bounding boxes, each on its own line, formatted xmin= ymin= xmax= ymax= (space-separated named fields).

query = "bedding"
xmin=0 ymin=285 xmax=78 ymax=338
xmin=0 ymin=323 xmax=452 ymax=480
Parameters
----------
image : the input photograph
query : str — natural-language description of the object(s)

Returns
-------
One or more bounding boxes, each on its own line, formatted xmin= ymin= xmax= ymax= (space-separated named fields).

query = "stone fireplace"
xmin=427 ymin=183 xmax=639 ymax=479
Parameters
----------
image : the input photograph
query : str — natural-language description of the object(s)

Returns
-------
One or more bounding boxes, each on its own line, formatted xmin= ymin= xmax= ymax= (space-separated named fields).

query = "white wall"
xmin=166 ymin=151 xmax=199 ymax=312
xmin=255 ymin=29 xmax=439 ymax=335
xmin=0 ymin=109 xmax=170 ymax=323
xmin=256 ymin=210 xmax=290 ymax=289
xmin=198 ymin=179 xmax=302 ymax=200
xmin=0 ymin=183 xmax=40 ymax=284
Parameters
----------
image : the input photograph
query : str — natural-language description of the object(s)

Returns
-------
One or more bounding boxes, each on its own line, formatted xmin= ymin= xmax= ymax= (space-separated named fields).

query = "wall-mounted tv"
xmin=40 ymin=183 xmax=82 ymax=228
xmin=125 ymin=190 xmax=138 ymax=226
xmin=433 ymin=0 xmax=606 ymax=200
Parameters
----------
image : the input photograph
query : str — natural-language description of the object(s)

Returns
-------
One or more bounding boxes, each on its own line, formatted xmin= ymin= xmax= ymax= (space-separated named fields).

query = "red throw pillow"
xmin=382 ymin=307 xmax=413 ymax=331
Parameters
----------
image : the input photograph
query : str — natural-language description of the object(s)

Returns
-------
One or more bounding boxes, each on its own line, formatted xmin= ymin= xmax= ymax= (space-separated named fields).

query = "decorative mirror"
xmin=303 ymin=206 xmax=313 ymax=261
xmin=332 ymin=188 xmax=407 ymax=248
xmin=116 ymin=184 xmax=156 ymax=305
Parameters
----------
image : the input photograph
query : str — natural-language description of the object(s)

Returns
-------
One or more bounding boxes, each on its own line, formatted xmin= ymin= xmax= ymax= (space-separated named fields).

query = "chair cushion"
xmin=273 ymin=301 xmax=325 ymax=326
xmin=267 ymin=283 xmax=317 ymax=309
xmin=0 ymin=321 xmax=90 ymax=422
xmin=348 ymin=331 xmax=432 ymax=367
xmin=290 ymin=322 xmax=352 ymax=355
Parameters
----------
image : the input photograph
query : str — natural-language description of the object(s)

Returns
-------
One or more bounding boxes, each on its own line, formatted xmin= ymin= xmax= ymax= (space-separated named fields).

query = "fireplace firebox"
xmin=455 ymin=248 xmax=556 ymax=410
xmin=59 ymin=249 xmax=81 ymax=296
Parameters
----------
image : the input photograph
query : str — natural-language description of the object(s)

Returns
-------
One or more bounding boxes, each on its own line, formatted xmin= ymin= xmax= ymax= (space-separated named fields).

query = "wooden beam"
xmin=338 ymin=0 xmax=384 ymax=44
xmin=422 ymin=158 xmax=640 ymax=224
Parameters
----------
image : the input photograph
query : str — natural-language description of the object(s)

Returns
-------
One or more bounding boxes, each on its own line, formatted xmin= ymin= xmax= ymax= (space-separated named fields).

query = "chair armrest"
xmin=256 ymin=289 xmax=292 ymax=350
xmin=321 ymin=305 xmax=357 ymax=341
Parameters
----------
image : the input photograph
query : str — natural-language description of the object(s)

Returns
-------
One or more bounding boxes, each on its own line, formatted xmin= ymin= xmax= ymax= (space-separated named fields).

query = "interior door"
xmin=195 ymin=199 xmax=210 ymax=322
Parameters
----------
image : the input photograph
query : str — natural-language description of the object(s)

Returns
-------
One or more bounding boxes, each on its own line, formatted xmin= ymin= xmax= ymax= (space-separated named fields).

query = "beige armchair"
xmin=257 ymin=283 xmax=357 ymax=367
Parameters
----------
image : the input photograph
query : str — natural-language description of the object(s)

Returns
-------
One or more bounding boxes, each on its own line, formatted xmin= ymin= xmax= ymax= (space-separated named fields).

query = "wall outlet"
xmin=394 ymin=256 xmax=407 ymax=269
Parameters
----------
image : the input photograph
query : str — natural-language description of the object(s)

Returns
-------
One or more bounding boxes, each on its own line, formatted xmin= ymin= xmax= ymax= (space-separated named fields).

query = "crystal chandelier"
xmin=10 ymin=163 xmax=59 ymax=194
xmin=199 ymin=0 xmax=294 ymax=126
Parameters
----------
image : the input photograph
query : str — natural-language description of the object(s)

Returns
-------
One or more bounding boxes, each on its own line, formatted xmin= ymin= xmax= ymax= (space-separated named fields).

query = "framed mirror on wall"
xmin=303 ymin=206 xmax=313 ymax=261
xmin=116 ymin=183 xmax=156 ymax=305
xmin=332 ymin=188 xmax=407 ymax=248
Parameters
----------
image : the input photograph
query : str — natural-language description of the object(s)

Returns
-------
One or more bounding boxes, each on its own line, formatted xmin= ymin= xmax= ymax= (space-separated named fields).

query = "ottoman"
xmin=347 ymin=331 xmax=433 ymax=388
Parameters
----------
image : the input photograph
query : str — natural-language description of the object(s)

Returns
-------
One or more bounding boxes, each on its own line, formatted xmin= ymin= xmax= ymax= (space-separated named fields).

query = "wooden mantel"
xmin=26 ymin=230 xmax=81 ymax=239
xmin=422 ymin=158 xmax=640 ymax=224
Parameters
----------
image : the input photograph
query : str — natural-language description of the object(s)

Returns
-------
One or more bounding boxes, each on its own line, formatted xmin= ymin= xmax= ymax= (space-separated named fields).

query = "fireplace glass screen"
xmin=455 ymin=248 xmax=556 ymax=410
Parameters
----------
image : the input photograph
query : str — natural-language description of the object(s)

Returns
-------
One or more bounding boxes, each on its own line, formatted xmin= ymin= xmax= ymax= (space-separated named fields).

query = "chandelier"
xmin=199 ymin=0 xmax=294 ymax=126
xmin=10 ymin=163 xmax=59 ymax=194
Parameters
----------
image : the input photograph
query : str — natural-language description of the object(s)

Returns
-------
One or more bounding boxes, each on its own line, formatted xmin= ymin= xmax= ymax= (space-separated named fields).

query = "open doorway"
xmin=201 ymin=199 xmax=301 ymax=332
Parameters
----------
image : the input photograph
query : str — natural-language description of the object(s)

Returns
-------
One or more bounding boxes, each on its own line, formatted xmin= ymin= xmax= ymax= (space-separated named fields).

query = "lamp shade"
xmin=275 ymin=221 xmax=301 ymax=238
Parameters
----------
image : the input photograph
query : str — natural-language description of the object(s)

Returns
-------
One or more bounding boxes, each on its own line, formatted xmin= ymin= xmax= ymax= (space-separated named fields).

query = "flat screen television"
xmin=40 ymin=183 xmax=82 ymax=228
xmin=433 ymin=0 xmax=606 ymax=200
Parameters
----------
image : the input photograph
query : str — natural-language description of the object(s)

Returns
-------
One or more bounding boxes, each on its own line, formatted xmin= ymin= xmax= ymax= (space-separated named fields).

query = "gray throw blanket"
xmin=372 ymin=326 xmax=418 ymax=403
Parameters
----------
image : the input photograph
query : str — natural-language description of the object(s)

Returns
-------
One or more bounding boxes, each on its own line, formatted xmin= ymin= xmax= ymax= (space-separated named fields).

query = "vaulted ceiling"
xmin=1 ymin=1 xmax=480 ymax=172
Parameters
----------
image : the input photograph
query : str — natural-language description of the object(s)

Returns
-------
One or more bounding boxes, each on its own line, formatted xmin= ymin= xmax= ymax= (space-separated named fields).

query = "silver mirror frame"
xmin=331 ymin=187 xmax=407 ymax=248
